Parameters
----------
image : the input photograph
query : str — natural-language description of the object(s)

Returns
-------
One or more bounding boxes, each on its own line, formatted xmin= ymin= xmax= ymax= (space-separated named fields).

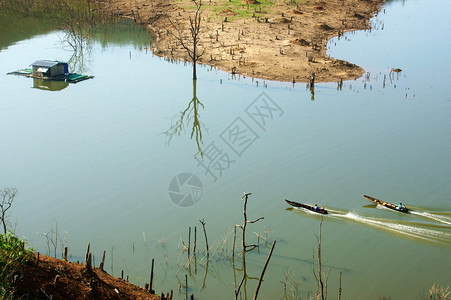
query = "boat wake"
xmin=365 ymin=202 xmax=451 ymax=225
xmin=410 ymin=211 xmax=451 ymax=225
xmin=332 ymin=212 xmax=451 ymax=245
xmin=287 ymin=205 xmax=451 ymax=244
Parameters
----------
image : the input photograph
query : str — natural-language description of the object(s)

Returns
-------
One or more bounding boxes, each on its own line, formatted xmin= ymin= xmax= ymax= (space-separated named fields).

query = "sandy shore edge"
xmin=97 ymin=0 xmax=385 ymax=83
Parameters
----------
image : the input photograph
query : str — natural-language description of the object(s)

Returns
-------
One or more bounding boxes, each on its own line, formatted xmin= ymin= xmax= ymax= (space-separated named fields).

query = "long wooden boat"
xmin=362 ymin=195 xmax=410 ymax=213
xmin=285 ymin=199 xmax=328 ymax=214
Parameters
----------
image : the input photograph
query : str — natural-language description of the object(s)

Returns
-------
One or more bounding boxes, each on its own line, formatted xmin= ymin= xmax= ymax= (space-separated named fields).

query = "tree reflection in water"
xmin=57 ymin=1 xmax=98 ymax=74
xmin=61 ymin=30 xmax=93 ymax=74
xmin=164 ymin=79 xmax=205 ymax=157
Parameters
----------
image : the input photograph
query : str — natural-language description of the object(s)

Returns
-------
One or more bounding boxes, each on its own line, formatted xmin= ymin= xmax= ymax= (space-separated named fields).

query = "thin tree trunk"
xmin=193 ymin=61 xmax=197 ymax=80
xmin=253 ymin=241 xmax=276 ymax=300
xmin=199 ymin=219 xmax=209 ymax=258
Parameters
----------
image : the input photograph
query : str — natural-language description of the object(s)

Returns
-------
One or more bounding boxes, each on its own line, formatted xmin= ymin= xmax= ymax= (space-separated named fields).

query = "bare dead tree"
xmin=0 ymin=187 xmax=17 ymax=234
xmin=235 ymin=192 xmax=264 ymax=299
xmin=239 ymin=193 xmax=264 ymax=252
xmin=312 ymin=219 xmax=331 ymax=300
xmin=169 ymin=0 xmax=204 ymax=79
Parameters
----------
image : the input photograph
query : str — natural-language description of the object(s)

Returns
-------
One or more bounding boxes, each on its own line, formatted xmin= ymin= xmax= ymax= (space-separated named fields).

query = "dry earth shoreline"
xmin=97 ymin=0 xmax=385 ymax=83
xmin=14 ymin=253 xmax=164 ymax=299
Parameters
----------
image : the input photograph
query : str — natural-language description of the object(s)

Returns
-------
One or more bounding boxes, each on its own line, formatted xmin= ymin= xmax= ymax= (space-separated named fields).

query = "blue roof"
xmin=31 ymin=60 xmax=67 ymax=68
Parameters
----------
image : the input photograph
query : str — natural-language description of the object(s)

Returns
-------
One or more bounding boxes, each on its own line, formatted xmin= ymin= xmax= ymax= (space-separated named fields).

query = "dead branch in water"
xmin=235 ymin=192 xmax=264 ymax=299
xmin=253 ymin=240 xmax=276 ymax=300
xmin=199 ymin=218 xmax=209 ymax=259
xmin=312 ymin=219 xmax=331 ymax=300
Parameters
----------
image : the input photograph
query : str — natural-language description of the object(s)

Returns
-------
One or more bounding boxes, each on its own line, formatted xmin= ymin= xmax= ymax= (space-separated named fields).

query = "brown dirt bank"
xmin=13 ymin=254 xmax=164 ymax=299
xmin=96 ymin=0 xmax=385 ymax=83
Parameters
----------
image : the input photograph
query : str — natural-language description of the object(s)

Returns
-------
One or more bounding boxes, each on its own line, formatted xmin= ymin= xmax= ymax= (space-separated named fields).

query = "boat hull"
xmin=285 ymin=199 xmax=328 ymax=214
xmin=362 ymin=195 xmax=409 ymax=213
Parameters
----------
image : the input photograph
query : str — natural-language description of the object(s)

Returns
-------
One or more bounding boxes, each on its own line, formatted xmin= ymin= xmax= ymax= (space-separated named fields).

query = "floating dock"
xmin=7 ymin=67 xmax=93 ymax=83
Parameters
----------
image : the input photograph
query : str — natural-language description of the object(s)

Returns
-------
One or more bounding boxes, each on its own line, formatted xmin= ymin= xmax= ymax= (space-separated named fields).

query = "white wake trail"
xmin=334 ymin=213 xmax=451 ymax=244
xmin=410 ymin=211 xmax=451 ymax=225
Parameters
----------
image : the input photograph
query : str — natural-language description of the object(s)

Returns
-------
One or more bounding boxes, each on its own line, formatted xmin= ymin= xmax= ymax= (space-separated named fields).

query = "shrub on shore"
xmin=0 ymin=232 xmax=34 ymax=299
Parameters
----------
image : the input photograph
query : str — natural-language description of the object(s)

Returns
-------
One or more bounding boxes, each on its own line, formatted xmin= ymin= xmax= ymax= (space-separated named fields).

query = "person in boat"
xmin=398 ymin=203 xmax=403 ymax=210
xmin=314 ymin=204 xmax=319 ymax=211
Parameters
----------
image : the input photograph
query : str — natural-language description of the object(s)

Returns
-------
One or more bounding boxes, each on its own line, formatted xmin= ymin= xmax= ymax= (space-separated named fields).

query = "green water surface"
xmin=0 ymin=0 xmax=450 ymax=299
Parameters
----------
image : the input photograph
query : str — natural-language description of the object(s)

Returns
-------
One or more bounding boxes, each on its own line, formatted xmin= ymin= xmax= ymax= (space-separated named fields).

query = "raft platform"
xmin=7 ymin=68 xmax=93 ymax=83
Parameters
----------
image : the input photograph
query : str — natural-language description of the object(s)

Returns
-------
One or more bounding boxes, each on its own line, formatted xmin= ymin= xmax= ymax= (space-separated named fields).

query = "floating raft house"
xmin=7 ymin=60 xmax=93 ymax=83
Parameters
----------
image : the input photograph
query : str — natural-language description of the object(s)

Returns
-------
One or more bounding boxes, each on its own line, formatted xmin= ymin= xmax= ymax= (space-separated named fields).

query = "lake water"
xmin=1 ymin=0 xmax=450 ymax=299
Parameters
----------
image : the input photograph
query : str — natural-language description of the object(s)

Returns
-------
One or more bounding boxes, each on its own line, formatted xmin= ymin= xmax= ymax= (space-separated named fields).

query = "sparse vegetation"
xmin=429 ymin=283 xmax=450 ymax=300
xmin=0 ymin=232 xmax=34 ymax=299
xmin=0 ymin=187 xmax=17 ymax=235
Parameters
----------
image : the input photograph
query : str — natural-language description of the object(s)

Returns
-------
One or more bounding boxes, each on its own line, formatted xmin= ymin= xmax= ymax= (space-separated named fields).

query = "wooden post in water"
xmin=194 ymin=226 xmax=197 ymax=255
xmin=188 ymin=227 xmax=191 ymax=257
xmin=232 ymin=226 xmax=237 ymax=260
xmin=149 ymin=258 xmax=155 ymax=293
xmin=63 ymin=247 xmax=68 ymax=261
xmin=185 ymin=274 xmax=188 ymax=300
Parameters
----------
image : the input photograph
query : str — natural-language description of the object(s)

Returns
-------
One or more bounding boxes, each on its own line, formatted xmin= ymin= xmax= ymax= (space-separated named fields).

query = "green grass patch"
xmin=0 ymin=232 xmax=34 ymax=299
xmin=206 ymin=0 xmax=275 ymax=21
xmin=0 ymin=233 xmax=34 ymax=263
xmin=225 ymin=0 xmax=275 ymax=8
xmin=175 ymin=0 xmax=307 ymax=22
